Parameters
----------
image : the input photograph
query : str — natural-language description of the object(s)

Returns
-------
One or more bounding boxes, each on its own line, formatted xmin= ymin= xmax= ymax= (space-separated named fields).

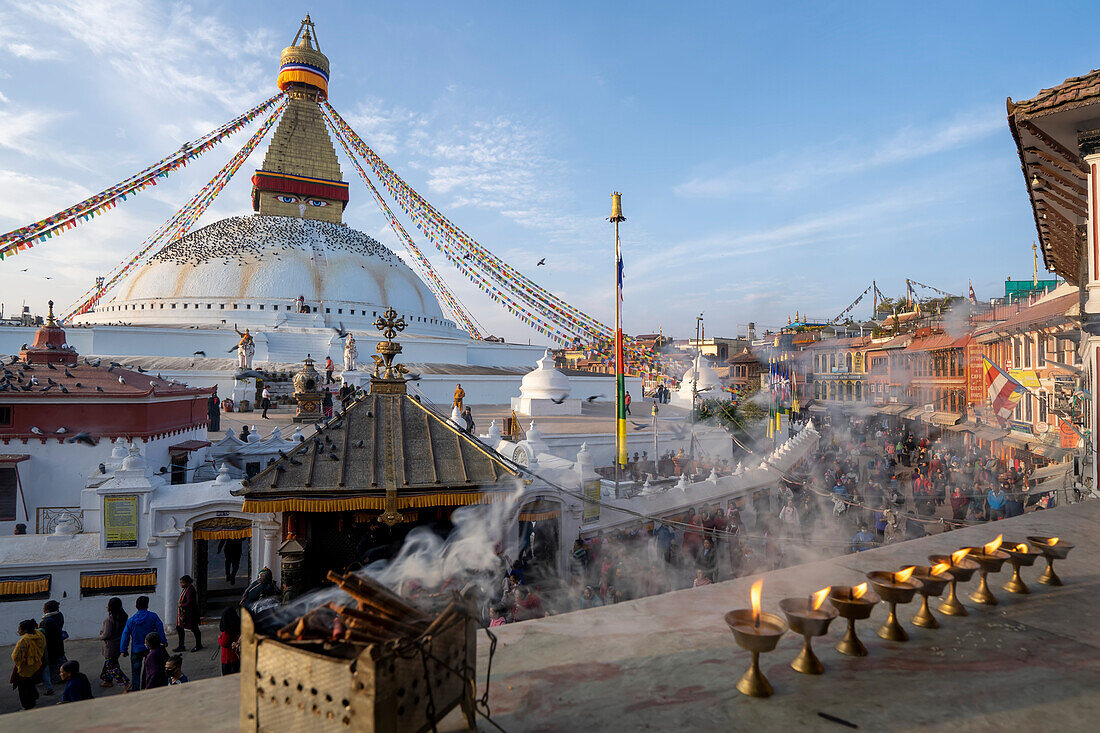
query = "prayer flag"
xmin=982 ymin=356 xmax=1025 ymax=421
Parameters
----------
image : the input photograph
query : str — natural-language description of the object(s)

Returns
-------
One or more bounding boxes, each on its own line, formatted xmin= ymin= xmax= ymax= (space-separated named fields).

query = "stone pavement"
xmin=11 ymin=501 xmax=1098 ymax=731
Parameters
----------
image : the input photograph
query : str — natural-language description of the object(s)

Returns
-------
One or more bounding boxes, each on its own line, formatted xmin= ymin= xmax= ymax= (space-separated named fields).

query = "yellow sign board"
xmin=582 ymin=479 xmax=601 ymax=524
xmin=104 ymin=495 xmax=138 ymax=548
xmin=1009 ymin=369 xmax=1041 ymax=389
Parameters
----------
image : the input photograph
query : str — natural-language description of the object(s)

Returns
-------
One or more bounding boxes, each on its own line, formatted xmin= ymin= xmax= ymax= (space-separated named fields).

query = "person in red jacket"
xmin=217 ymin=607 xmax=240 ymax=675
xmin=173 ymin=576 xmax=202 ymax=653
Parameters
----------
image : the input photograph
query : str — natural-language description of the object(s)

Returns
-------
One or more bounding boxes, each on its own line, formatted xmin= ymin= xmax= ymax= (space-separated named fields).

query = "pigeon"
xmin=95 ymin=386 xmax=104 ymax=392
xmin=41 ymin=384 xmax=53 ymax=392
xmin=537 ymin=258 xmax=546 ymax=266
xmin=74 ymin=382 xmax=82 ymax=387
xmin=406 ymin=373 xmax=421 ymax=381
xmin=366 ymin=411 xmax=373 ymax=418
xmin=64 ymin=369 xmax=74 ymax=378
xmin=47 ymin=378 xmax=55 ymax=385
xmin=68 ymin=432 xmax=97 ymax=446
xmin=88 ymin=358 xmax=101 ymax=367
xmin=30 ymin=426 xmax=43 ymax=434
xmin=59 ymin=386 xmax=68 ymax=393
xmin=193 ymin=351 xmax=206 ymax=357
xmin=157 ymin=467 xmax=168 ymax=474
xmin=234 ymin=369 xmax=265 ymax=380
xmin=46 ymin=362 xmax=56 ymax=370
xmin=328 ymin=452 xmax=339 ymax=461
xmin=551 ymin=396 xmax=566 ymax=404
xmin=43 ymin=276 xmax=52 ymax=280
xmin=288 ymin=456 xmax=302 ymax=466
xmin=136 ymin=366 xmax=147 ymax=373
xmin=98 ymin=463 xmax=106 ymax=473
xmin=118 ymin=376 xmax=126 ymax=384
xmin=586 ymin=395 xmax=604 ymax=403
xmin=355 ymin=439 xmax=364 ymax=448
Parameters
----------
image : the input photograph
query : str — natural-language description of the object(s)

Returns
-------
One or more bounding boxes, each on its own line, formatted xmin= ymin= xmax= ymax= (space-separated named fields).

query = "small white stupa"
xmin=671 ymin=353 xmax=722 ymax=407
xmin=511 ymin=350 xmax=581 ymax=415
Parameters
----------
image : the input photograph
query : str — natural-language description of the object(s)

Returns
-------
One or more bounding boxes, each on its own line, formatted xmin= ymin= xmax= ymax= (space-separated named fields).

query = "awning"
xmin=1001 ymin=432 xmax=1034 ymax=450
xmin=945 ymin=421 xmax=977 ymax=433
xmin=925 ymin=412 xmax=963 ymax=427
xmin=192 ymin=517 xmax=252 ymax=540
xmin=974 ymin=426 xmax=1008 ymax=442
xmin=1028 ymin=461 xmax=1072 ymax=483
xmin=878 ymin=403 xmax=911 ymax=416
xmin=901 ymin=407 xmax=926 ymax=420
xmin=519 ymin=499 xmax=562 ymax=522
xmin=80 ymin=569 xmax=157 ymax=590
xmin=0 ymin=574 xmax=50 ymax=596
xmin=0 ymin=454 xmax=30 ymax=463
xmin=808 ymin=404 xmax=828 ymax=413
xmin=169 ymin=440 xmax=211 ymax=453
xmin=1032 ymin=444 xmax=1073 ymax=461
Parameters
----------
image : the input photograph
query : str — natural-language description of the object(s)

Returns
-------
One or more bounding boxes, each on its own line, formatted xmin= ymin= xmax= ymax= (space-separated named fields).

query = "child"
xmin=59 ymin=660 xmax=93 ymax=703
xmin=165 ymin=654 xmax=188 ymax=685
xmin=142 ymin=632 xmax=170 ymax=690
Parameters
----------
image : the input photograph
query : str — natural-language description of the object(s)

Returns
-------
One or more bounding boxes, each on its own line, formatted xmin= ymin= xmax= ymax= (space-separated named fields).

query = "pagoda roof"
xmin=238 ymin=388 xmax=520 ymax=512
xmin=0 ymin=359 xmax=208 ymax=400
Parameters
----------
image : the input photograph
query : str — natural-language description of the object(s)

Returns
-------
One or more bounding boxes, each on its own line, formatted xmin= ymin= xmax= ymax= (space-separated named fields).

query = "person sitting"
xmin=488 ymin=605 xmax=509 ymax=627
xmin=59 ymin=660 xmax=93 ymax=703
xmin=692 ymin=569 xmax=712 ymax=587
xmin=579 ymin=585 xmax=604 ymax=609
xmin=512 ymin=586 xmax=546 ymax=621
xmin=142 ymin=633 xmax=170 ymax=690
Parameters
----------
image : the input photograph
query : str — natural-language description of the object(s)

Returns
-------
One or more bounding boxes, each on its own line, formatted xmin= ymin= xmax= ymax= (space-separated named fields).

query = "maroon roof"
xmin=973 ymin=292 xmax=1077 ymax=335
xmin=1009 ymin=69 xmax=1100 ymax=120
xmin=0 ymin=360 xmax=208 ymax=399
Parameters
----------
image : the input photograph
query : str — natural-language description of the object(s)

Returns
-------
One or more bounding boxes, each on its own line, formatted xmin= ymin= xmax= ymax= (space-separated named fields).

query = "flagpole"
xmin=610 ymin=192 xmax=627 ymax=478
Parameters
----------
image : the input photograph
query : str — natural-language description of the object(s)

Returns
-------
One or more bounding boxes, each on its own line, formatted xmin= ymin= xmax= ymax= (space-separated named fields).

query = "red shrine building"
xmin=1 ymin=303 xmax=212 ymax=534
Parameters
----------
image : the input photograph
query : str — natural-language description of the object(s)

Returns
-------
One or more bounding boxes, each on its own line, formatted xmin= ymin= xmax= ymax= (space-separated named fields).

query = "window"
xmin=326 ymin=308 xmax=331 ymax=314
xmin=259 ymin=305 xmax=264 ymax=310
xmin=171 ymin=303 xmax=176 ymax=309
xmin=0 ymin=466 xmax=17 ymax=521
xmin=1024 ymin=396 xmax=1033 ymax=422
xmin=206 ymin=304 xmax=212 ymax=309
xmin=1023 ymin=338 xmax=1032 ymax=368
xmin=220 ymin=304 xmax=225 ymax=310
xmin=1038 ymin=391 xmax=1048 ymax=424
xmin=246 ymin=304 xmax=251 ymax=310
xmin=1036 ymin=335 xmax=1045 ymax=367
xmin=1013 ymin=338 xmax=1021 ymax=367
xmin=338 ymin=309 xmax=343 ymax=314
xmin=233 ymin=304 xmax=238 ymax=310
xmin=0 ymin=406 xmax=11 ymax=426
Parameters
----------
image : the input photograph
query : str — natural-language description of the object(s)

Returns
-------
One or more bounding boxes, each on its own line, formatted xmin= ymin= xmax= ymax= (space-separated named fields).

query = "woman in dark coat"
xmin=218 ymin=607 xmax=241 ymax=676
xmin=173 ymin=575 xmax=202 ymax=652
xmin=97 ymin=597 xmax=129 ymax=688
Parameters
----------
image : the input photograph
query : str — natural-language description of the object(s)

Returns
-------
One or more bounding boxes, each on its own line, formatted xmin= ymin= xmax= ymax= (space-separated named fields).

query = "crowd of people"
xmin=8 ymin=572 xmax=253 ymax=711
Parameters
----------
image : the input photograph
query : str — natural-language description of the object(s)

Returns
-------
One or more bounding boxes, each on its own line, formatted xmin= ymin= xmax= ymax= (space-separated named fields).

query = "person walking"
xmin=218 ymin=607 xmax=241 ymax=675
xmin=260 ymin=385 xmax=271 ymax=419
xmin=141 ymin=633 xmax=170 ymax=690
xmin=322 ymin=389 xmax=333 ymax=418
xmin=173 ymin=575 xmax=203 ymax=652
xmin=324 ymin=356 xmax=335 ymax=384
xmin=217 ymin=538 xmax=242 ymax=585
xmin=39 ymin=600 xmax=66 ymax=689
xmin=462 ymin=406 xmax=475 ymax=434
xmin=97 ymin=597 xmax=130 ymax=688
xmin=119 ymin=595 xmax=166 ymax=691
xmin=624 ymin=391 xmax=632 ymax=415
xmin=10 ymin=619 xmax=45 ymax=710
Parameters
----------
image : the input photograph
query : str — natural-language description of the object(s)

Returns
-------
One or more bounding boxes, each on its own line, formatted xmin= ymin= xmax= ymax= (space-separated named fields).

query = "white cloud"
xmin=675 ymin=107 xmax=1003 ymax=199
xmin=0 ymin=107 xmax=65 ymax=157
xmin=4 ymin=41 xmax=59 ymax=60
xmin=0 ymin=90 xmax=10 ymax=103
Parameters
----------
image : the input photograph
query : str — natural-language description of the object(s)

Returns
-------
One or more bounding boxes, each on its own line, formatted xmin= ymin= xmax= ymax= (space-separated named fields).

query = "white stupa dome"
xmin=518 ymin=350 xmax=571 ymax=400
xmin=73 ymin=216 xmax=457 ymax=337
xmin=678 ymin=354 xmax=721 ymax=400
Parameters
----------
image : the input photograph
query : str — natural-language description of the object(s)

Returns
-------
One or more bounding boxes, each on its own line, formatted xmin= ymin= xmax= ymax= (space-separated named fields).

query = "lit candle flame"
xmin=893 ymin=566 xmax=915 ymax=585
xmin=1015 ymin=543 xmax=1029 ymax=553
xmin=951 ymin=548 xmax=970 ymax=565
xmin=750 ymin=578 xmax=763 ymax=627
xmin=931 ymin=562 xmax=951 ymax=576
xmin=811 ymin=587 xmax=830 ymax=611
xmin=983 ymin=534 xmax=1003 ymax=555
xmin=852 ymin=582 xmax=868 ymax=600
xmin=1048 ymin=537 xmax=1060 ymax=546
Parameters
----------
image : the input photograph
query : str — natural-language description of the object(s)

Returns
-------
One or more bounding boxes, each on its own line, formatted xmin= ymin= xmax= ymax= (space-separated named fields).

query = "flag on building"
xmin=982 ymin=355 xmax=1026 ymax=421
xmin=968 ymin=280 xmax=977 ymax=304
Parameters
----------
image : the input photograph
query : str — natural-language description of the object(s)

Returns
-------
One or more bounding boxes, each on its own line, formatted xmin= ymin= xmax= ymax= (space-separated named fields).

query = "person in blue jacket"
xmin=119 ymin=595 xmax=166 ymax=691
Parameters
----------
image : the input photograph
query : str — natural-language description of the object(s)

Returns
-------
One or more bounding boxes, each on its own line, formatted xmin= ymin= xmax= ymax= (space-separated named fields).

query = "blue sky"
xmin=0 ymin=1 xmax=1094 ymax=343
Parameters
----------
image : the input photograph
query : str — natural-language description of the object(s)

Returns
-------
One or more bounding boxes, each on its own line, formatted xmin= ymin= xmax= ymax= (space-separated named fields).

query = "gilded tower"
xmin=250 ymin=16 xmax=348 ymax=224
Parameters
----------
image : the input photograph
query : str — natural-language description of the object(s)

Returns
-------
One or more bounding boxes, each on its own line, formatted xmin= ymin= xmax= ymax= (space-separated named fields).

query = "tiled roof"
xmin=973 ymin=292 xmax=1077 ymax=335
xmin=1009 ymin=69 xmax=1100 ymax=119
xmin=0 ymin=359 xmax=206 ymax=399
xmin=903 ymin=334 xmax=971 ymax=352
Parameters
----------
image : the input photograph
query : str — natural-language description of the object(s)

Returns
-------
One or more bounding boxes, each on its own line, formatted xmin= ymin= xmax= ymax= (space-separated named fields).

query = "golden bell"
xmin=609 ymin=191 xmax=625 ymax=222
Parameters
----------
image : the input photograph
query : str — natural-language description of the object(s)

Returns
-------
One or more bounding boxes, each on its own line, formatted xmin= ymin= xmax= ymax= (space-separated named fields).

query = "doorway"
xmin=192 ymin=518 xmax=253 ymax=618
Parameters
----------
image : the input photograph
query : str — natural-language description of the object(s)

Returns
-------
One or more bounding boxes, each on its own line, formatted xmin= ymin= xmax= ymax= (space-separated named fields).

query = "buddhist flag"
xmin=968 ymin=280 xmax=977 ymax=304
xmin=982 ymin=356 xmax=1026 ymax=421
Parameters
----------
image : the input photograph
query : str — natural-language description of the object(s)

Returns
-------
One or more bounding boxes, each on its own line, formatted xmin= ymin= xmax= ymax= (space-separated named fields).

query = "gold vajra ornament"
xmin=372 ymin=307 xmax=410 ymax=380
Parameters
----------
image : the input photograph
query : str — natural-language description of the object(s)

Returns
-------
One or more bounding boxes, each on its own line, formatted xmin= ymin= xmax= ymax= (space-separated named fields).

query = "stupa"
xmin=511 ymin=350 xmax=580 ymax=415
xmin=672 ymin=353 xmax=722 ymax=407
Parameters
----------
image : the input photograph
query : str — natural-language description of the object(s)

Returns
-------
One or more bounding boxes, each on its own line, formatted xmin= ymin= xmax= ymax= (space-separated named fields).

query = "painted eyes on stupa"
xmin=308 ymin=199 xmax=329 ymax=207
xmin=275 ymin=195 xmax=299 ymax=204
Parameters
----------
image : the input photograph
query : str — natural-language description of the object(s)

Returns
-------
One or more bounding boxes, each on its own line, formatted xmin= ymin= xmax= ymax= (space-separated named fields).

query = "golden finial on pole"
xmin=1033 ymin=241 xmax=1039 ymax=286
xmin=609 ymin=192 xmax=625 ymax=222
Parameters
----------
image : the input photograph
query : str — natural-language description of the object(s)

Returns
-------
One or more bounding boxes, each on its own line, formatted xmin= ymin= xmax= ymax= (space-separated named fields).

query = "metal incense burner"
xmin=929 ymin=554 xmax=979 ymax=617
xmin=867 ymin=571 xmax=923 ymax=642
xmin=1027 ymin=536 xmax=1074 ymax=587
xmin=1000 ymin=541 xmax=1042 ymax=594
xmin=725 ymin=610 xmax=788 ymax=697
xmin=778 ymin=598 xmax=838 ymax=675
xmin=965 ymin=548 xmax=1010 ymax=605
xmin=909 ymin=566 xmax=951 ymax=629
xmin=827 ymin=585 xmax=880 ymax=657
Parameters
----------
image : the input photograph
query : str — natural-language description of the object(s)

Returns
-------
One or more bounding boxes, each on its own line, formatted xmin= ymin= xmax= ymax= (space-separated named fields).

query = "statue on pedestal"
xmin=234 ymin=326 xmax=255 ymax=369
xmin=343 ymin=333 xmax=358 ymax=371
